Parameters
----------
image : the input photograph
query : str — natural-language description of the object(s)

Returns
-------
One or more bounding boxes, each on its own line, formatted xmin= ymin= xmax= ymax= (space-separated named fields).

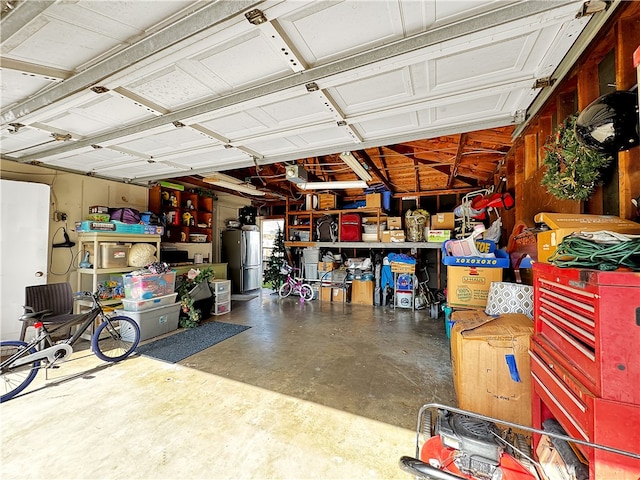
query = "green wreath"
xmin=541 ymin=114 xmax=612 ymax=201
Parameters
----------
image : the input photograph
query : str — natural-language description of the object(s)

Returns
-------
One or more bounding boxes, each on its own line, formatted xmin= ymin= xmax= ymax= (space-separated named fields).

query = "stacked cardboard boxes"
xmin=442 ymin=240 xmax=508 ymax=309
xmin=450 ymin=310 xmax=533 ymax=426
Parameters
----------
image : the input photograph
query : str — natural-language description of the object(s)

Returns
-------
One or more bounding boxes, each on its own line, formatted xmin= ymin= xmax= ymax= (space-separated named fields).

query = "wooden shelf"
xmin=285 ymin=241 xmax=443 ymax=249
xmin=286 ymin=205 xmax=386 ymax=242
xmin=76 ymin=233 xmax=162 ymax=305
xmin=148 ymin=186 xmax=214 ymax=244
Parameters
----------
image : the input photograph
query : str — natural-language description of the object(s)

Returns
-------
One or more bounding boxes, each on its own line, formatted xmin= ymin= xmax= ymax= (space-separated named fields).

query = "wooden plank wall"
xmin=512 ymin=2 xmax=640 ymax=225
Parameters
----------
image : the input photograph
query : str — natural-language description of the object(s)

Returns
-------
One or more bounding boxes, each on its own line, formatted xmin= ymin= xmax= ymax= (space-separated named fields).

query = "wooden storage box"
xmin=318 ymin=194 xmax=338 ymax=210
xmin=390 ymin=262 xmax=415 ymax=273
xmin=365 ymin=193 xmax=381 ymax=208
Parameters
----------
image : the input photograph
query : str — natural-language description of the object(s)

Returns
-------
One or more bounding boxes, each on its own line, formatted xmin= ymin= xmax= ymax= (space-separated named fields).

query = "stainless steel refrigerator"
xmin=221 ymin=229 xmax=262 ymax=293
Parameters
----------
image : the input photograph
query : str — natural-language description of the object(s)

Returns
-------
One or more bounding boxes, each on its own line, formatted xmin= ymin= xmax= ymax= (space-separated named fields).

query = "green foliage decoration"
xmin=176 ymin=267 xmax=215 ymax=328
xmin=541 ymin=114 xmax=613 ymax=201
xmin=263 ymin=226 xmax=287 ymax=290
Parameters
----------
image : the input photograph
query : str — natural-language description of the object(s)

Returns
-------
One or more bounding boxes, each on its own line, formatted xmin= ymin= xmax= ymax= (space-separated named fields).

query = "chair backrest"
xmin=25 ymin=282 xmax=74 ymax=315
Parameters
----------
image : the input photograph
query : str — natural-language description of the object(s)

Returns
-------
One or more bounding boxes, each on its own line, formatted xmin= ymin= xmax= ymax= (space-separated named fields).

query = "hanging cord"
xmin=548 ymin=231 xmax=640 ymax=271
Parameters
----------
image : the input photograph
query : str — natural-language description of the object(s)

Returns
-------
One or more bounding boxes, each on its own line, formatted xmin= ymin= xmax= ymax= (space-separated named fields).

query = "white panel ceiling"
xmin=0 ymin=0 xmax=605 ymax=185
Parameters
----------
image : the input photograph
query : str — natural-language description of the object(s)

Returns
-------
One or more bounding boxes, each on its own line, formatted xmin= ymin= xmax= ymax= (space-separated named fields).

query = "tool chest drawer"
xmin=533 ymin=384 xmax=640 ymax=479
xmin=530 ymin=336 xmax=594 ymax=444
xmin=533 ymin=262 xmax=640 ymax=404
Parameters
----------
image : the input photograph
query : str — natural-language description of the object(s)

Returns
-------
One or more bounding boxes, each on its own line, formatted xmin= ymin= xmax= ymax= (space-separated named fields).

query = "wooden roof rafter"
xmin=447 ymin=133 xmax=467 ymax=188
xmin=357 ymin=149 xmax=394 ymax=193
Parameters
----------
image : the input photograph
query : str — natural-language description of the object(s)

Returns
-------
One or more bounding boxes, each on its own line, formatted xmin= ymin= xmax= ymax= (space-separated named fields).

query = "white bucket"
xmin=396 ymin=291 xmax=413 ymax=308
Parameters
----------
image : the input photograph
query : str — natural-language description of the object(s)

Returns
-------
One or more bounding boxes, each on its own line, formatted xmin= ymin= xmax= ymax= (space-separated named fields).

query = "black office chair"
xmin=19 ymin=283 xmax=80 ymax=341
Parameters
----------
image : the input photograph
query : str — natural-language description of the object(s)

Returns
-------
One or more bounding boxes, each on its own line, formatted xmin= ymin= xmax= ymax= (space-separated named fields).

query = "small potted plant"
xmin=176 ymin=267 xmax=215 ymax=328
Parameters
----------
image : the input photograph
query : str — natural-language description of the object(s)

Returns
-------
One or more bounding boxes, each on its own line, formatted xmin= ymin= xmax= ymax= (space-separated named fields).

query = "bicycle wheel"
xmin=92 ymin=316 xmax=140 ymax=362
xmin=0 ymin=341 xmax=40 ymax=403
xmin=299 ymin=284 xmax=314 ymax=301
xmin=279 ymin=282 xmax=293 ymax=298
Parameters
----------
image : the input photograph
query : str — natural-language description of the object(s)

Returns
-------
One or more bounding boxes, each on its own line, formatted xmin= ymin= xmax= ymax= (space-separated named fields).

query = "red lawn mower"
xmin=399 ymin=404 xmax=639 ymax=480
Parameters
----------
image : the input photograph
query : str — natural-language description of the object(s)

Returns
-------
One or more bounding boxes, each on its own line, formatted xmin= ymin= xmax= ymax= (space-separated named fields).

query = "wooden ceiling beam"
xmin=447 ymin=133 xmax=467 ymax=189
xmin=377 ymin=146 xmax=390 ymax=182
xmin=357 ymin=149 xmax=394 ymax=193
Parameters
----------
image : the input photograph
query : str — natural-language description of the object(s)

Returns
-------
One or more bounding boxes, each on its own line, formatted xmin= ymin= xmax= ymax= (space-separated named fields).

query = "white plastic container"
xmin=115 ymin=303 xmax=180 ymax=341
xmin=304 ymin=263 xmax=318 ymax=279
xmin=121 ymin=293 xmax=178 ymax=312
xmin=396 ymin=291 xmax=413 ymax=308
xmin=302 ymin=247 xmax=320 ymax=263
xmin=99 ymin=243 xmax=130 ymax=268
xmin=210 ymin=279 xmax=231 ymax=295
xmin=215 ymin=291 xmax=230 ymax=304
xmin=212 ymin=301 xmax=230 ymax=316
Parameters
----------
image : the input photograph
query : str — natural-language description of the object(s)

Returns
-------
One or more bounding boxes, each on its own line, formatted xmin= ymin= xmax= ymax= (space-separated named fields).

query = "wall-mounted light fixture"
xmin=203 ymin=175 xmax=265 ymax=196
xmin=339 ymin=152 xmax=372 ymax=181
xmin=298 ymin=181 xmax=368 ymax=190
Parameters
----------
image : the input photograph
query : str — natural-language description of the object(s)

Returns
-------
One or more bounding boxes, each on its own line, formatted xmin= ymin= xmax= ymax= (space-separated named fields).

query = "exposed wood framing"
xmin=447 ymin=133 xmax=466 ymax=188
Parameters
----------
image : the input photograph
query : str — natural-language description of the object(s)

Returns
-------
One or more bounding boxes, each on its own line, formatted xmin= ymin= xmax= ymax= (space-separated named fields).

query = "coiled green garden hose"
xmin=548 ymin=235 xmax=640 ymax=271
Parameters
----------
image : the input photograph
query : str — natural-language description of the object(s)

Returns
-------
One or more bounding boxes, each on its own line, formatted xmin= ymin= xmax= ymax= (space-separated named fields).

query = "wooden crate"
xmin=390 ymin=262 xmax=415 ymax=273
xmin=318 ymin=194 xmax=338 ymax=210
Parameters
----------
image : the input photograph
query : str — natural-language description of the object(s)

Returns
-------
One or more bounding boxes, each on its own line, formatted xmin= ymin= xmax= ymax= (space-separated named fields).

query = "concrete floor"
xmin=0 ymin=290 xmax=457 ymax=480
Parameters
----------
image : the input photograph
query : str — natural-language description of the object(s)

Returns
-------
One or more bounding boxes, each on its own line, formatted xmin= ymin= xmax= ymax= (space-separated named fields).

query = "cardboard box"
xmin=535 ymin=435 xmax=581 ymax=480
xmin=366 ymin=193 xmax=381 ymax=208
xmin=332 ymin=288 xmax=346 ymax=302
xmin=427 ymin=229 xmax=451 ymax=242
xmin=381 ymin=230 xmax=391 ymax=243
xmin=446 ymin=265 xmax=503 ymax=308
xmin=390 ymin=230 xmax=405 ymax=242
xmin=431 ymin=212 xmax=455 ymax=230
xmin=320 ymin=286 xmax=333 ymax=302
xmin=318 ymin=261 xmax=337 ymax=271
xmin=318 ymin=261 xmax=337 ymax=281
xmin=442 ymin=240 xmax=510 ymax=268
xmin=387 ymin=217 xmax=402 ymax=230
xmin=351 ymin=280 xmax=373 ymax=305
xmin=450 ymin=311 xmax=533 ymax=426
xmin=320 ymin=286 xmax=346 ymax=302
xmin=534 ymin=212 xmax=640 ymax=263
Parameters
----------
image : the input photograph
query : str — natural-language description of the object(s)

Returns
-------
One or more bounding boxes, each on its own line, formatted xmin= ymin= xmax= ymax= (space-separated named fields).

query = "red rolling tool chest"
xmin=531 ymin=262 xmax=640 ymax=479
